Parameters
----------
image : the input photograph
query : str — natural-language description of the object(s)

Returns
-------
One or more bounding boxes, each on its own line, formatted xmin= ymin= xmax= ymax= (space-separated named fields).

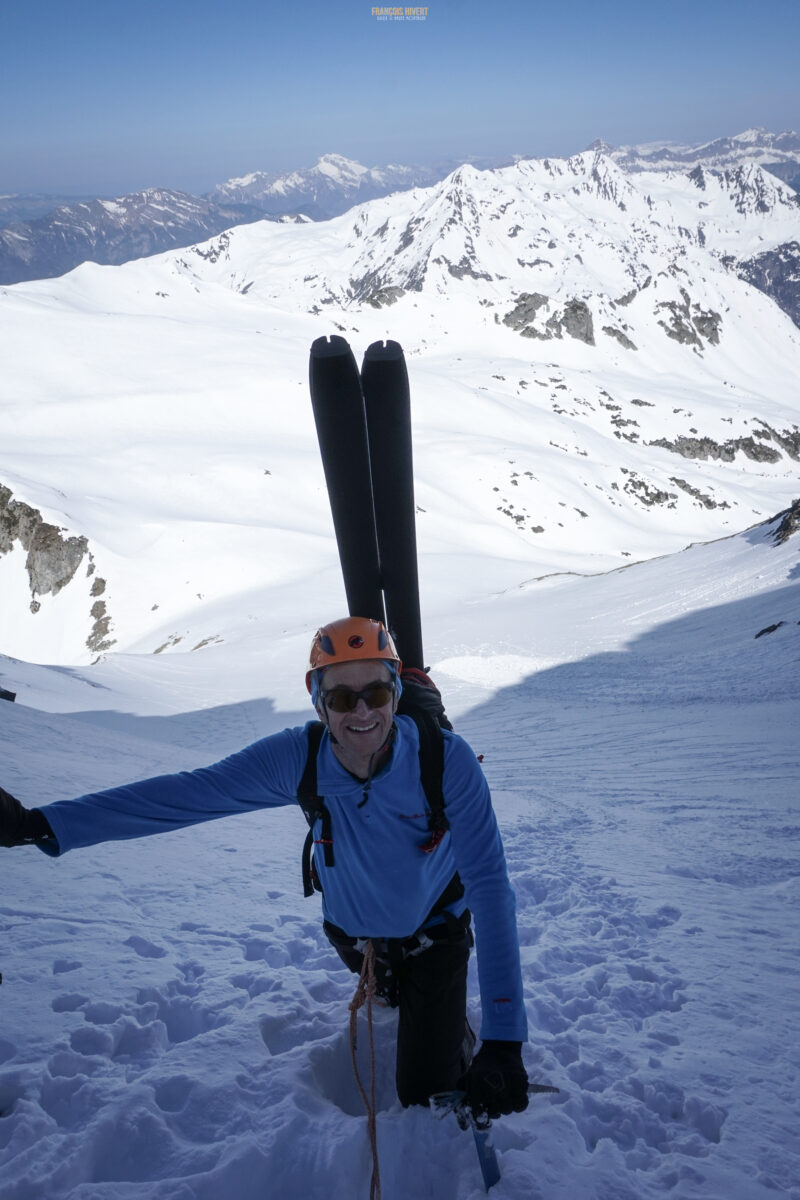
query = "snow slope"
xmin=1 ymin=512 xmax=798 ymax=1199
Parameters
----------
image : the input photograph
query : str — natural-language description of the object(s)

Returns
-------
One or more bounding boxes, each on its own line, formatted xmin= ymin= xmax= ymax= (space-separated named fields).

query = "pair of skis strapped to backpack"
xmin=308 ymin=335 xmax=424 ymax=669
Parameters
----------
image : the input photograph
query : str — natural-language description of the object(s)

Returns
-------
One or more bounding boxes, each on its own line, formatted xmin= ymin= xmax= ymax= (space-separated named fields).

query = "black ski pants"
xmin=325 ymin=918 xmax=474 ymax=1108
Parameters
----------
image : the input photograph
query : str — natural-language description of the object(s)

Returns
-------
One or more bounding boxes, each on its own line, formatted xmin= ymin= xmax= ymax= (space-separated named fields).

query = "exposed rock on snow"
xmin=770 ymin=497 xmax=800 ymax=544
xmin=651 ymin=424 xmax=800 ymax=464
xmin=656 ymin=289 xmax=722 ymax=348
xmin=620 ymin=470 xmax=677 ymax=508
xmin=561 ymin=299 xmax=595 ymax=345
xmin=0 ymin=483 xmax=87 ymax=602
xmin=732 ymin=240 xmax=800 ymax=329
xmin=366 ymin=285 xmax=406 ymax=308
xmin=670 ymin=478 xmax=730 ymax=510
xmin=0 ymin=483 xmax=114 ymax=651
xmin=502 ymin=292 xmax=550 ymax=332
xmin=602 ymin=325 xmax=638 ymax=350
xmin=502 ymin=294 xmax=595 ymax=344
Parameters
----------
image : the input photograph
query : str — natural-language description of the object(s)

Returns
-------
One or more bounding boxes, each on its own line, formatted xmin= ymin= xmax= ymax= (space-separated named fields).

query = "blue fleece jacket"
xmin=39 ymin=715 xmax=527 ymax=1041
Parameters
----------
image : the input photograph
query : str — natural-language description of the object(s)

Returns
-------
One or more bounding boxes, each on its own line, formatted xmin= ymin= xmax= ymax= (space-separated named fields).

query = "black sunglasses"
xmin=321 ymin=681 xmax=395 ymax=713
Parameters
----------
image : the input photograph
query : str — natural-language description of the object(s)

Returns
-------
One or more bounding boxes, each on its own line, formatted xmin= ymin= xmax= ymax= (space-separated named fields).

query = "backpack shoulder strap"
xmin=396 ymin=671 xmax=451 ymax=847
xmin=408 ymin=709 xmax=449 ymax=850
xmin=297 ymin=720 xmax=325 ymax=818
xmin=298 ymin=722 xmax=333 ymax=897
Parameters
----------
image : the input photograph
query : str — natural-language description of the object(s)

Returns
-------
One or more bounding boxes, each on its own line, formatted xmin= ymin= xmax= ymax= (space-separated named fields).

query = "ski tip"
xmin=310 ymin=334 xmax=353 ymax=358
xmin=363 ymin=339 xmax=405 ymax=361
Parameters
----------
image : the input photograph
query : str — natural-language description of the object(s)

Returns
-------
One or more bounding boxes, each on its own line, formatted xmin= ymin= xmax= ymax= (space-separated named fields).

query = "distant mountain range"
xmin=0 ymin=189 xmax=271 ymax=287
xmin=206 ymin=152 xmax=480 ymax=218
xmin=1 ymin=131 xmax=798 ymax=330
xmin=0 ymin=153 xmax=504 ymax=287
xmin=602 ymin=128 xmax=800 ymax=192
xmin=1 ymin=144 xmax=798 ymax=662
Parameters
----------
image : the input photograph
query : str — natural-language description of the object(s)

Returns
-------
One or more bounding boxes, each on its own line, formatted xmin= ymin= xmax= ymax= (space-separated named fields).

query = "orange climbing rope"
xmin=349 ymin=939 xmax=381 ymax=1200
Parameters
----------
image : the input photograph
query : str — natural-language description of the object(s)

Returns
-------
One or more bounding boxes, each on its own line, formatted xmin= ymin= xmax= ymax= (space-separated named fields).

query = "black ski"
xmin=308 ymin=334 xmax=424 ymax=668
xmin=361 ymin=339 xmax=424 ymax=670
xmin=308 ymin=335 xmax=384 ymax=625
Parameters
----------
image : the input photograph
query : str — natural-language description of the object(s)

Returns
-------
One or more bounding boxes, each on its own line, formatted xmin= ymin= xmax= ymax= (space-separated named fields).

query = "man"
xmin=1 ymin=616 xmax=528 ymax=1117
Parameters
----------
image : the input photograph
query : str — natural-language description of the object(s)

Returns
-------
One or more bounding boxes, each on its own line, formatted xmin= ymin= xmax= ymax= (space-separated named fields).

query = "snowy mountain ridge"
xmin=1 ymin=147 xmax=798 ymax=670
xmin=2 ymin=130 xmax=799 ymax=287
xmin=606 ymin=126 xmax=800 ymax=187
xmin=0 ymin=188 xmax=269 ymax=286
xmin=208 ymin=153 xmax=459 ymax=218
xmin=179 ymin=150 xmax=800 ymax=328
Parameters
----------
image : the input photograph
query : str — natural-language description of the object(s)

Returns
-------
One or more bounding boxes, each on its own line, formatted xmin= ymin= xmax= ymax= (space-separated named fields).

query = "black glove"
xmin=460 ymin=1040 xmax=529 ymax=1119
xmin=0 ymin=786 xmax=53 ymax=848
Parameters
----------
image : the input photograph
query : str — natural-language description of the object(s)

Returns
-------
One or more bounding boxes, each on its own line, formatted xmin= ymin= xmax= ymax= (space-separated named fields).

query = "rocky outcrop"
xmin=501 ymin=292 xmax=549 ymax=332
xmin=502 ymin=294 xmax=595 ymax=344
xmin=441 ymin=254 xmax=493 ymax=281
xmin=0 ymin=484 xmax=87 ymax=602
xmin=561 ymin=300 xmax=595 ymax=345
xmin=0 ymin=483 xmax=115 ymax=652
xmin=670 ymin=478 xmax=730 ymax=510
xmin=656 ymin=289 xmax=721 ymax=348
xmin=619 ymin=470 xmax=677 ymax=508
xmin=366 ymin=285 xmax=406 ymax=308
xmin=771 ymin=498 xmax=800 ymax=544
xmin=650 ymin=422 xmax=799 ymax=464
xmin=603 ymin=325 xmax=638 ymax=350
xmin=732 ymin=241 xmax=800 ymax=330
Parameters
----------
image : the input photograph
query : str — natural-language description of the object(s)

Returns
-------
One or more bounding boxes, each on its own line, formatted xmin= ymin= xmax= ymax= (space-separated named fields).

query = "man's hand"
xmin=459 ymin=1040 xmax=529 ymax=1119
xmin=0 ymin=786 xmax=52 ymax=847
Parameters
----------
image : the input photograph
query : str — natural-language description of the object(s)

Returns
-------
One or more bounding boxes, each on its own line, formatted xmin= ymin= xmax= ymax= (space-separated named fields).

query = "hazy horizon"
xmin=3 ymin=0 xmax=799 ymax=197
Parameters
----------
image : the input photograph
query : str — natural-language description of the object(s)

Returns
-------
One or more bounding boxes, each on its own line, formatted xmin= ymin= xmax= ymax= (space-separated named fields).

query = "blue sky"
xmin=3 ymin=0 xmax=799 ymax=195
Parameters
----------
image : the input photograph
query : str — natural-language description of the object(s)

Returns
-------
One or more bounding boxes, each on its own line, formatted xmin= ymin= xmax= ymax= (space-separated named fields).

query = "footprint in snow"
xmin=51 ymin=993 xmax=89 ymax=1013
xmin=230 ymin=970 xmax=284 ymax=999
xmin=83 ymin=1001 xmax=124 ymax=1024
xmin=124 ymin=934 xmax=167 ymax=959
xmin=52 ymin=958 xmax=83 ymax=974
xmin=135 ymin=981 xmax=231 ymax=1045
xmin=308 ymin=1012 xmax=398 ymax=1117
xmin=259 ymin=1007 xmax=340 ymax=1055
xmin=571 ymin=1076 xmax=727 ymax=1161
xmin=153 ymin=1074 xmax=195 ymax=1113
xmin=69 ymin=1025 xmax=115 ymax=1056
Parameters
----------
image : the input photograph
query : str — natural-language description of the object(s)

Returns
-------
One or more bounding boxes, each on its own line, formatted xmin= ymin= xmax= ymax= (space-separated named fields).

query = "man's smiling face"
xmin=317 ymin=659 xmax=396 ymax=776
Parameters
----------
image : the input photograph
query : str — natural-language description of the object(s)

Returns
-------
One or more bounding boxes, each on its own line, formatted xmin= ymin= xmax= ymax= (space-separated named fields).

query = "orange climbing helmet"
xmin=306 ymin=616 xmax=401 ymax=693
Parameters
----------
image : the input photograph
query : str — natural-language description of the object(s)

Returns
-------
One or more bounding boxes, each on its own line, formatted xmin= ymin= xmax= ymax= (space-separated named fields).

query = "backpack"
xmin=297 ymin=670 xmax=457 ymax=900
